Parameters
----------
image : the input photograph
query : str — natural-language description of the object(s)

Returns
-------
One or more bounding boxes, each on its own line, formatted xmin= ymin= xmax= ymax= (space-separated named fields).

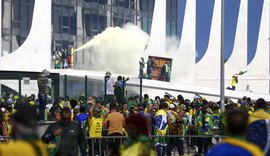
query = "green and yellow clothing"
xmin=154 ymin=109 xmax=169 ymax=136
xmin=196 ymin=113 xmax=213 ymax=135
xmin=127 ymin=101 xmax=137 ymax=110
xmin=59 ymin=101 xmax=64 ymax=109
xmin=0 ymin=140 xmax=48 ymax=156
xmin=121 ymin=136 xmax=155 ymax=156
xmin=248 ymin=109 xmax=270 ymax=125
xmin=29 ymin=100 xmax=35 ymax=106
xmin=154 ymin=109 xmax=169 ymax=146
xmin=89 ymin=116 xmax=104 ymax=137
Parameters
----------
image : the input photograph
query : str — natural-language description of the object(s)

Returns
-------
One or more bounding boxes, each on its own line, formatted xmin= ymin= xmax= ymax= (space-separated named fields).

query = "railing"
xmin=86 ymin=135 xmax=227 ymax=156
xmin=0 ymin=133 xmax=226 ymax=155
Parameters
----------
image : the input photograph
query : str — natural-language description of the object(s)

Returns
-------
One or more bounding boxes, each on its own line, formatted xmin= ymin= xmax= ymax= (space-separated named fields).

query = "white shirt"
xmin=106 ymin=77 xmax=115 ymax=95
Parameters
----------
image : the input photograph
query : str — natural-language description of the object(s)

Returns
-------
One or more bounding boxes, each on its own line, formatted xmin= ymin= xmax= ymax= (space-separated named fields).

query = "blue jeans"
xmin=165 ymin=72 xmax=170 ymax=81
xmin=156 ymin=145 xmax=167 ymax=156
xmin=147 ymin=67 xmax=153 ymax=79
xmin=38 ymin=94 xmax=47 ymax=121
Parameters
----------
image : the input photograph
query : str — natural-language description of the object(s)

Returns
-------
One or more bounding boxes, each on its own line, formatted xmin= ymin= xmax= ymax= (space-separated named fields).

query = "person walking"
xmin=42 ymin=108 xmax=88 ymax=156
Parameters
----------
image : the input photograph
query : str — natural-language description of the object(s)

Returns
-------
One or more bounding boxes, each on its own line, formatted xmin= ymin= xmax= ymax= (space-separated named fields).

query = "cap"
xmin=41 ymin=69 xmax=50 ymax=76
xmin=74 ymin=105 xmax=80 ymax=110
xmin=180 ymin=104 xmax=186 ymax=110
xmin=93 ymin=107 xmax=101 ymax=112
xmin=194 ymin=95 xmax=200 ymax=100
xmin=105 ymin=71 xmax=111 ymax=77
xmin=169 ymin=104 xmax=175 ymax=109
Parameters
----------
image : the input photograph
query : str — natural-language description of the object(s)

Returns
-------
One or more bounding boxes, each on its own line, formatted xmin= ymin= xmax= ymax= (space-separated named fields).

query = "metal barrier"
xmin=87 ymin=135 xmax=227 ymax=156
xmin=0 ymin=134 xmax=226 ymax=155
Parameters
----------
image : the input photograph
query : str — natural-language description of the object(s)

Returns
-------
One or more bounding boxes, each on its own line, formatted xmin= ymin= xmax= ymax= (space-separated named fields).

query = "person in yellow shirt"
xmin=89 ymin=104 xmax=108 ymax=137
xmin=88 ymin=103 xmax=108 ymax=156
xmin=231 ymin=75 xmax=238 ymax=90
xmin=0 ymin=104 xmax=48 ymax=156
xmin=249 ymin=98 xmax=270 ymax=125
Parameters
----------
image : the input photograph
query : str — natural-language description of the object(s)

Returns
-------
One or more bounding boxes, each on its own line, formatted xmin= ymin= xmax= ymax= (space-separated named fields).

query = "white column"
xmin=174 ymin=0 xmax=196 ymax=83
xmin=247 ymin=0 xmax=269 ymax=93
xmin=225 ymin=0 xmax=247 ymax=91
xmin=144 ymin=0 xmax=166 ymax=55
xmin=195 ymin=0 xmax=221 ymax=88
xmin=0 ymin=0 xmax=52 ymax=71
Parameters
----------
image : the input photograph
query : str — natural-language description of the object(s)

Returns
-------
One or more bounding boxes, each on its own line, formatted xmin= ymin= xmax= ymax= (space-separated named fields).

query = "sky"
xmin=177 ymin=0 xmax=265 ymax=64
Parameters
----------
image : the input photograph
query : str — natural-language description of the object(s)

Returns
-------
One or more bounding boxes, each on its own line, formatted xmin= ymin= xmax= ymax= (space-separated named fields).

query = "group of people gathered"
xmin=139 ymin=57 xmax=171 ymax=82
xmin=0 ymin=91 xmax=270 ymax=156
xmin=52 ymin=48 xmax=73 ymax=69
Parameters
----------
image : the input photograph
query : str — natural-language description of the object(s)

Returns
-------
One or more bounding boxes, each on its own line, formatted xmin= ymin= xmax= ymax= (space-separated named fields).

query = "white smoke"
xmin=75 ymin=23 xmax=149 ymax=75
xmin=149 ymin=36 xmax=195 ymax=84
xmin=76 ymin=23 xmax=194 ymax=84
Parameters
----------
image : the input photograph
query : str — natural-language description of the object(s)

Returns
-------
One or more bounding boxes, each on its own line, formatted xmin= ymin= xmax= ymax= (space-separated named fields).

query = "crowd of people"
xmin=0 ymin=89 xmax=270 ymax=155
xmin=52 ymin=48 xmax=73 ymax=69
xmin=139 ymin=57 xmax=171 ymax=82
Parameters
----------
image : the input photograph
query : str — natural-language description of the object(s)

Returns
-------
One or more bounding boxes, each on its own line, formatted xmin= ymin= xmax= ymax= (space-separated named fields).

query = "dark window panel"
xmin=54 ymin=9 xmax=61 ymax=33
xmin=12 ymin=0 xmax=20 ymax=20
xmin=99 ymin=0 xmax=107 ymax=4
xmin=125 ymin=0 xmax=129 ymax=8
xmin=84 ymin=14 xmax=91 ymax=36
xmin=70 ymin=16 xmax=77 ymax=35
xmin=62 ymin=27 xmax=69 ymax=33
xmin=91 ymin=12 xmax=98 ymax=30
xmin=20 ymin=4 xmax=29 ymax=30
xmin=62 ymin=16 xmax=69 ymax=26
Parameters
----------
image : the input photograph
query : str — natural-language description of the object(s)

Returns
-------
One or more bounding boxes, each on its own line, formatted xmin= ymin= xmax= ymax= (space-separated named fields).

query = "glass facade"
xmin=166 ymin=0 xmax=178 ymax=37
xmin=1 ymin=0 xmax=35 ymax=55
xmin=51 ymin=0 xmax=155 ymax=69
xmin=1 ymin=0 xmax=180 ymax=68
xmin=52 ymin=0 xmax=155 ymax=69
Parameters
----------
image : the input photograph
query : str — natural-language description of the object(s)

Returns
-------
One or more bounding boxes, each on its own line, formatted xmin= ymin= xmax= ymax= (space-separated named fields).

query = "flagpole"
xmin=220 ymin=0 xmax=225 ymax=113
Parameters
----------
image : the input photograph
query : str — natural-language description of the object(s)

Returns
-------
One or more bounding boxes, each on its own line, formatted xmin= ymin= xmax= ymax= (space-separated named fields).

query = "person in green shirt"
xmin=196 ymin=106 xmax=213 ymax=155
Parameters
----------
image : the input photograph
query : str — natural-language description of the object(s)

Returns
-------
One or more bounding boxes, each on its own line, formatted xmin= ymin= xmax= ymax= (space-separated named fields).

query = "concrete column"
xmin=144 ymin=0 xmax=166 ymax=55
xmin=225 ymin=0 xmax=247 ymax=91
xmin=195 ymin=0 xmax=221 ymax=88
xmin=247 ymin=0 xmax=270 ymax=93
xmin=176 ymin=0 xmax=196 ymax=83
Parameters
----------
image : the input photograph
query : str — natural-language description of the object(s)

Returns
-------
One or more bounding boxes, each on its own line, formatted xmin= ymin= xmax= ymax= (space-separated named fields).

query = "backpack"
xmin=169 ymin=121 xmax=183 ymax=135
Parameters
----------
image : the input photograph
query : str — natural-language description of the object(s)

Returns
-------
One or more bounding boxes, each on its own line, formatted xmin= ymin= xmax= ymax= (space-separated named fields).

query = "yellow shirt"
xmin=0 ymin=140 xmax=48 ymax=156
xmin=248 ymin=109 xmax=270 ymax=125
xmin=121 ymin=142 xmax=155 ymax=156
xmin=89 ymin=116 xmax=104 ymax=137
xmin=232 ymin=76 xmax=237 ymax=86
